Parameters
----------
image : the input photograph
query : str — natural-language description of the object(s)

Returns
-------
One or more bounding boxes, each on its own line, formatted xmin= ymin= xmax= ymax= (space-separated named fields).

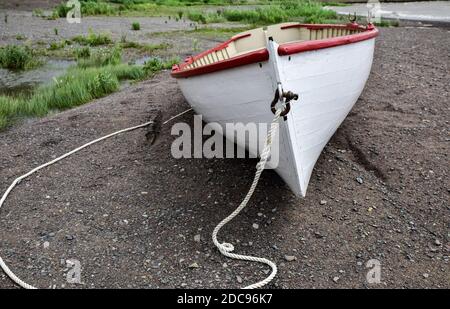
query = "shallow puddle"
xmin=0 ymin=59 xmax=75 ymax=97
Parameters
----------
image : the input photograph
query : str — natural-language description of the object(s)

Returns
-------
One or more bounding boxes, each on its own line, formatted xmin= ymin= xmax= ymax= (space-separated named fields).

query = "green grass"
xmin=72 ymin=30 xmax=113 ymax=46
xmin=0 ymin=64 xmax=146 ymax=130
xmin=48 ymin=41 xmax=66 ymax=51
xmin=50 ymin=0 xmax=337 ymax=24
xmin=121 ymin=41 xmax=172 ymax=53
xmin=187 ymin=11 xmax=225 ymax=24
xmin=375 ymin=19 xmax=400 ymax=27
xmin=54 ymin=0 xmax=117 ymax=18
xmin=0 ymin=115 xmax=7 ymax=129
xmin=220 ymin=1 xmax=337 ymax=25
xmin=0 ymin=42 xmax=178 ymax=130
xmin=15 ymin=34 xmax=27 ymax=41
xmin=143 ymin=56 xmax=180 ymax=76
xmin=0 ymin=45 xmax=42 ymax=70
xmin=131 ymin=21 xmax=141 ymax=30
xmin=77 ymin=45 xmax=122 ymax=68
xmin=75 ymin=46 xmax=92 ymax=59
xmin=32 ymin=8 xmax=45 ymax=17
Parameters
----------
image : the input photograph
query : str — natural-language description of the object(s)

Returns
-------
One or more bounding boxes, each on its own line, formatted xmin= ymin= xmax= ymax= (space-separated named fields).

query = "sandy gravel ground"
xmin=0 ymin=26 xmax=449 ymax=289
xmin=0 ymin=9 xmax=194 ymax=46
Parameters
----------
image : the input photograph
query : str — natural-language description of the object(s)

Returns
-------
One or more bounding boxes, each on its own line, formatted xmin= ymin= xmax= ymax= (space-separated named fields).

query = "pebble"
xmin=236 ymin=276 xmax=243 ymax=284
xmin=320 ymin=200 xmax=327 ymax=205
xmin=188 ymin=262 xmax=199 ymax=269
xmin=252 ymin=223 xmax=259 ymax=229
xmin=43 ymin=241 xmax=50 ymax=249
xmin=333 ymin=276 xmax=340 ymax=283
xmin=314 ymin=232 xmax=325 ymax=239
xmin=356 ymin=177 xmax=364 ymax=184
xmin=194 ymin=234 xmax=201 ymax=242
xmin=75 ymin=210 xmax=84 ymax=214
xmin=284 ymin=255 xmax=296 ymax=262
xmin=422 ymin=273 xmax=429 ymax=279
xmin=65 ymin=235 xmax=74 ymax=241
xmin=434 ymin=239 xmax=441 ymax=246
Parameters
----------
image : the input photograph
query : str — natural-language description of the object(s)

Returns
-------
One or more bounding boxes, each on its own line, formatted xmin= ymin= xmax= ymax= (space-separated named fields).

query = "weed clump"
xmin=0 ymin=45 xmax=41 ymax=70
xmin=143 ymin=57 xmax=180 ymax=76
xmin=131 ymin=22 xmax=141 ymax=30
xmin=72 ymin=30 xmax=113 ymax=46
xmin=77 ymin=45 xmax=122 ymax=68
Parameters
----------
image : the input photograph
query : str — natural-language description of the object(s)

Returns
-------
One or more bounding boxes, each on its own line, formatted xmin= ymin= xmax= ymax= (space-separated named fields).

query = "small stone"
xmin=252 ymin=223 xmax=259 ymax=229
xmin=356 ymin=177 xmax=364 ymax=184
xmin=75 ymin=210 xmax=84 ymax=214
xmin=284 ymin=255 xmax=296 ymax=262
xmin=320 ymin=200 xmax=327 ymax=205
xmin=141 ymin=191 xmax=148 ymax=195
xmin=188 ymin=262 xmax=199 ymax=268
xmin=222 ymin=263 xmax=227 ymax=268
xmin=333 ymin=276 xmax=340 ymax=283
xmin=314 ymin=232 xmax=324 ymax=239
xmin=434 ymin=239 xmax=441 ymax=246
xmin=236 ymin=276 xmax=243 ymax=284
xmin=194 ymin=234 xmax=201 ymax=242
xmin=43 ymin=241 xmax=50 ymax=249
xmin=65 ymin=235 xmax=74 ymax=241
xmin=422 ymin=273 xmax=429 ymax=279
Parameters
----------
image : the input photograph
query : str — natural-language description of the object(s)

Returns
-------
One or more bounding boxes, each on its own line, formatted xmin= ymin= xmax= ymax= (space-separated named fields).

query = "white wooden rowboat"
xmin=171 ymin=22 xmax=378 ymax=197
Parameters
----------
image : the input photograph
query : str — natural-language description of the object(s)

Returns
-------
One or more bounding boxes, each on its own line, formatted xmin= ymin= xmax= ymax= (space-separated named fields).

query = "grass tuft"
xmin=143 ymin=56 xmax=180 ymax=77
xmin=72 ymin=30 xmax=113 ymax=46
xmin=0 ymin=45 xmax=41 ymax=70
xmin=131 ymin=21 xmax=141 ymax=30
xmin=0 ymin=64 xmax=147 ymax=130
xmin=77 ymin=45 xmax=122 ymax=68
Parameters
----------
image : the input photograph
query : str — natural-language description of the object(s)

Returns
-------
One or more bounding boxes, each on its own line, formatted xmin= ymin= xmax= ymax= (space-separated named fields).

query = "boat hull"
xmin=175 ymin=38 xmax=375 ymax=196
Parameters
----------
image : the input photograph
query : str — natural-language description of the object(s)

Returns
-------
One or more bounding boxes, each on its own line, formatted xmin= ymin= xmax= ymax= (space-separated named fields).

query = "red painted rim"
xmin=171 ymin=23 xmax=378 ymax=78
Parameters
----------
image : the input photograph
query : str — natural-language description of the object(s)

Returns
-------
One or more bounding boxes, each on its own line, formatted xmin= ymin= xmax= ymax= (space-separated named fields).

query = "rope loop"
xmin=211 ymin=101 xmax=289 ymax=289
xmin=220 ymin=243 xmax=235 ymax=252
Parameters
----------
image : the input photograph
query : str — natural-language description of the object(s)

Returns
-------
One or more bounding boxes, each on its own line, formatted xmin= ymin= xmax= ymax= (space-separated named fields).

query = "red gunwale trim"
xmin=171 ymin=23 xmax=378 ymax=78
xmin=278 ymin=23 xmax=378 ymax=56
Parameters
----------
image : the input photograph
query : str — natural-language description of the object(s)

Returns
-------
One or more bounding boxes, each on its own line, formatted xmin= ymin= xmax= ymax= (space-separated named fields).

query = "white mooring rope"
xmin=212 ymin=105 xmax=284 ymax=289
xmin=0 ymin=108 xmax=192 ymax=289
xmin=0 ymin=102 xmax=284 ymax=289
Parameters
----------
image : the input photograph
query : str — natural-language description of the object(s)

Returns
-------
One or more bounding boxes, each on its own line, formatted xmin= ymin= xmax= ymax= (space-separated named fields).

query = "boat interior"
xmin=183 ymin=22 xmax=365 ymax=70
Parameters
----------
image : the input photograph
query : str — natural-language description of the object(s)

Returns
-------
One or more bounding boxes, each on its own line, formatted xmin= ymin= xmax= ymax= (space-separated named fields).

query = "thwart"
xmin=171 ymin=22 xmax=379 ymax=196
